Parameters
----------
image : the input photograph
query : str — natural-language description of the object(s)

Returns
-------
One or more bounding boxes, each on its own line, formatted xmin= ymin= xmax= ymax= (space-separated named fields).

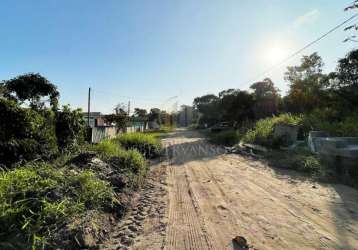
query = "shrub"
xmin=115 ymin=132 xmax=161 ymax=158
xmin=55 ymin=105 xmax=85 ymax=150
xmin=207 ymin=129 xmax=240 ymax=146
xmin=242 ymin=114 xmax=302 ymax=148
xmin=300 ymin=155 xmax=322 ymax=174
xmin=0 ymin=163 xmax=116 ymax=249
xmin=302 ymin=110 xmax=358 ymax=137
xmin=90 ymin=140 xmax=146 ymax=176
xmin=0 ymin=99 xmax=58 ymax=166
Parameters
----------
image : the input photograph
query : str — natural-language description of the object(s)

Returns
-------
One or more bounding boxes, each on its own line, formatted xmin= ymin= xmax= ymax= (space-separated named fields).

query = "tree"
xmin=133 ymin=108 xmax=147 ymax=118
xmin=104 ymin=113 xmax=128 ymax=131
xmin=55 ymin=105 xmax=85 ymax=149
xmin=344 ymin=1 xmax=358 ymax=42
xmin=0 ymin=99 xmax=58 ymax=166
xmin=250 ymin=78 xmax=280 ymax=118
xmin=218 ymin=89 xmax=254 ymax=124
xmin=148 ymin=108 xmax=161 ymax=124
xmin=284 ymin=53 xmax=327 ymax=113
xmin=250 ymin=78 xmax=279 ymax=100
xmin=328 ymin=49 xmax=358 ymax=110
xmin=1 ymin=73 xmax=59 ymax=110
xmin=193 ymin=94 xmax=221 ymax=126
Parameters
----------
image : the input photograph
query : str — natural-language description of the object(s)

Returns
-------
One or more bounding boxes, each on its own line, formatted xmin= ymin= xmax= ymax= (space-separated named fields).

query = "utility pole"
xmin=87 ymin=87 xmax=91 ymax=127
xmin=184 ymin=106 xmax=188 ymax=127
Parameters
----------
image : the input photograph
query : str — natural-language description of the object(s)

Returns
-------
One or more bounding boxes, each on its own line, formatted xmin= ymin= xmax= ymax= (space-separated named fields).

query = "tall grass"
xmin=89 ymin=140 xmax=146 ymax=176
xmin=242 ymin=114 xmax=302 ymax=147
xmin=0 ymin=163 xmax=116 ymax=249
xmin=115 ymin=132 xmax=161 ymax=158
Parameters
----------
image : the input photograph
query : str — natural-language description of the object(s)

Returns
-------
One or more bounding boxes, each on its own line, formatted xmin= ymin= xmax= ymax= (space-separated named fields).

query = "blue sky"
xmin=0 ymin=0 xmax=356 ymax=113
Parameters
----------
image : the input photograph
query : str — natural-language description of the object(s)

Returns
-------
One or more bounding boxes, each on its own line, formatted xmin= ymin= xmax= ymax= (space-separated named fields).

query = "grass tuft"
xmin=0 ymin=163 xmax=116 ymax=249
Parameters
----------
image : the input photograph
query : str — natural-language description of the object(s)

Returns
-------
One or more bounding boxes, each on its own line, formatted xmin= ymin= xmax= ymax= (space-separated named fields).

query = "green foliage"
xmin=193 ymin=94 xmax=221 ymax=126
xmin=148 ymin=108 xmax=161 ymax=123
xmin=301 ymin=156 xmax=322 ymax=174
xmin=267 ymin=147 xmax=326 ymax=178
xmin=301 ymin=109 xmax=358 ymax=137
xmin=115 ymin=132 xmax=161 ymax=158
xmin=133 ymin=108 xmax=148 ymax=118
xmin=0 ymin=163 xmax=116 ymax=249
xmin=90 ymin=140 xmax=146 ymax=175
xmin=328 ymin=49 xmax=358 ymax=109
xmin=104 ymin=113 xmax=129 ymax=130
xmin=194 ymin=90 xmax=255 ymax=126
xmin=206 ymin=129 xmax=241 ymax=146
xmin=0 ymin=99 xmax=58 ymax=166
xmin=242 ymin=114 xmax=302 ymax=148
xmin=284 ymin=53 xmax=327 ymax=114
xmin=250 ymin=78 xmax=280 ymax=119
xmin=1 ymin=73 xmax=59 ymax=110
xmin=55 ymin=105 xmax=86 ymax=150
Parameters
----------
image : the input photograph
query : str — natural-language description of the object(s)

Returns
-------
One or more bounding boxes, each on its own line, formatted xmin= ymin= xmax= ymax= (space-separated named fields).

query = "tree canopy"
xmin=1 ymin=73 xmax=59 ymax=110
xmin=284 ymin=53 xmax=327 ymax=113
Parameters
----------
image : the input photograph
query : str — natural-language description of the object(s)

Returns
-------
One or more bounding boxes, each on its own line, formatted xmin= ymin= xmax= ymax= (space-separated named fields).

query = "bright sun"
xmin=265 ymin=46 xmax=288 ymax=65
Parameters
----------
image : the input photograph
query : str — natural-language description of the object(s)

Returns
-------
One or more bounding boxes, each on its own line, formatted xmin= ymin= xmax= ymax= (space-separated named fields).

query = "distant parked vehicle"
xmin=210 ymin=122 xmax=231 ymax=132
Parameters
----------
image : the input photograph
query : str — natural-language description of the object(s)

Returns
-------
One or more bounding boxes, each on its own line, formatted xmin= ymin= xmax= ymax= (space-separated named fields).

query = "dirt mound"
xmin=69 ymin=152 xmax=130 ymax=189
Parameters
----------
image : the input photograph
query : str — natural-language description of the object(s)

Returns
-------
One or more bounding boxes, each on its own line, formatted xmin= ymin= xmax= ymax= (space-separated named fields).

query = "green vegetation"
xmin=193 ymin=48 xmax=358 ymax=187
xmin=266 ymin=148 xmax=327 ymax=178
xmin=144 ymin=125 xmax=175 ymax=139
xmin=0 ymin=163 xmax=116 ymax=249
xmin=242 ymin=114 xmax=302 ymax=148
xmin=0 ymin=98 xmax=59 ymax=167
xmin=0 ymin=73 xmax=164 ymax=249
xmin=55 ymin=105 xmax=86 ymax=150
xmin=302 ymin=110 xmax=358 ymax=137
xmin=115 ymin=132 xmax=161 ymax=158
xmin=0 ymin=74 xmax=86 ymax=167
xmin=203 ymin=129 xmax=241 ymax=146
xmin=90 ymin=140 xmax=146 ymax=176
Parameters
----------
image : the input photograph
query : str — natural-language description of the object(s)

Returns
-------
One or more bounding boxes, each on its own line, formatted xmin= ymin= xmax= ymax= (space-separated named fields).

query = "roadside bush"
xmin=90 ymin=140 xmax=146 ymax=176
xmin=242 ymin=114 xmax=302 ymax=148
xmin=302 ymin=110 xmax=358 ymax=137
xmin=0 ymin=99 xmax=58 ymax=167
xmin=116 ymin=132 xmax=161 ymax=158
xmin=207 ymin=129 xmax=240 ymax=146
xmin=266 ymin=147 xmax=327 ymax=178
xmin=0 ymin=163 xmax=116 ymax=249
xmin=55 ymin=105 xmax=85 ymax=150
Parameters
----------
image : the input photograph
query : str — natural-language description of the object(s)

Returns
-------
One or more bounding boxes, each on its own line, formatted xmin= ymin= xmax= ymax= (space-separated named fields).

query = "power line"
xmin=92 ymin=88 xmax=167 ymax=103
xmin=244 ymin=13 xmax=358 ymax=85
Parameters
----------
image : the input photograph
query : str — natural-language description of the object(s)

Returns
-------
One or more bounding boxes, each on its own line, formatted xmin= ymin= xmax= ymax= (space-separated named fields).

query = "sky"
xmin=0 ymin=0 xmax=357 ymax=113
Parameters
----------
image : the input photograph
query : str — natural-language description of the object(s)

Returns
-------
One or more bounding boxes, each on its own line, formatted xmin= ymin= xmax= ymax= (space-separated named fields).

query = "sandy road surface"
xmin=107 ymin=129 xmax=358 ymax=250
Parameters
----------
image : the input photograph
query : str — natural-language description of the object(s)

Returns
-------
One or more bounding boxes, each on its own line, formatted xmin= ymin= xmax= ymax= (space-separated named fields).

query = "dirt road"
xmin=105 ymin=129 xmax=358 ymax=250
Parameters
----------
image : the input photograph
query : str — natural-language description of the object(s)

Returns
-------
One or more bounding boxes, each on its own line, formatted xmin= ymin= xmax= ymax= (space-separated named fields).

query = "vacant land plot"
xmin=106 ymin=129 xmax=358 ymax=250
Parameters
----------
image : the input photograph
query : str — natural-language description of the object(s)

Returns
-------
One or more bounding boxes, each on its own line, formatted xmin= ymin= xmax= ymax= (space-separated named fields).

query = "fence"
xmin=90 ymin=123 xmax=147 ymax=143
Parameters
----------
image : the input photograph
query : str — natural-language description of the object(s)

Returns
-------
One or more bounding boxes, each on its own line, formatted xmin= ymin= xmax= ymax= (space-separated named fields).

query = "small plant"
xmin=300 ymin=156 xmax=322 ymax=174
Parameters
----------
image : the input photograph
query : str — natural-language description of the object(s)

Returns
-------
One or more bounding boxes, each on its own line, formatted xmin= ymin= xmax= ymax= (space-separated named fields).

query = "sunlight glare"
xmin=265 ymin=45 xmax=288 ymax=65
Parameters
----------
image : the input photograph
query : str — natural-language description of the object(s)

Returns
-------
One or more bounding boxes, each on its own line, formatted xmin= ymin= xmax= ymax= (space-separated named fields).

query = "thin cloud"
xmin=293 ymin=9 xmax=320 ymax=28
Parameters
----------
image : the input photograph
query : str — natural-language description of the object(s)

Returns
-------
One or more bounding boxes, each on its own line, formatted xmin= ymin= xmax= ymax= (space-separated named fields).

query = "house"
xmin=83 ymin=112 xmax=105 ymax=128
